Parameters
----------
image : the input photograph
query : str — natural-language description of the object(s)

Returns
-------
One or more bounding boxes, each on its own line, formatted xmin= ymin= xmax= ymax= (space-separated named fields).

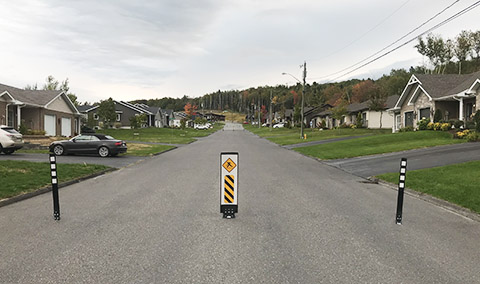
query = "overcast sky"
xmin=1 ymin=0 xmax=479 ymax=103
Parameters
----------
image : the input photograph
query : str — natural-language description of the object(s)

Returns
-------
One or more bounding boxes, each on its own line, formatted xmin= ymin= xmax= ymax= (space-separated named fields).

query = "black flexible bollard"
xmin=49 ymin=154 xmax=60 ymax=220
xmin=395 ymin=158 xmax=407 ymax=225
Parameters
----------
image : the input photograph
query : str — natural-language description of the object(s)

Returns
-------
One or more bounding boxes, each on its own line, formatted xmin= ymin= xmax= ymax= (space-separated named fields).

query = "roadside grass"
xmin=294 ymin=131 xmax=465 ymax=160
xmin=102 ymin=124 xmax=222 ymax=144
xmin=244 ymin=125 xmax=390 ymax=145
xmin=377 ymin=161 xmax=480 ymax=214
xmin=0 ymin=160 xmax=110 ymax=200
xmin=126 ymin=143 xmax=175 ymax=156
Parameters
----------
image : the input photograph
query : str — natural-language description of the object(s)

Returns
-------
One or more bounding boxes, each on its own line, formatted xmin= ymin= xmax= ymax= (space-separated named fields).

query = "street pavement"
xmin=0 ymin=123 xmax=479 ymax=283
xmin=324 ymin=142 xmax=480 ymax=178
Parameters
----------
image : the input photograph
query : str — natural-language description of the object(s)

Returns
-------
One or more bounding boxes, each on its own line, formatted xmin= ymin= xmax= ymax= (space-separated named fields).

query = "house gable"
xmin=395 ymin=75 xmax=420 ymax=109
xmin=46 ymin=94 xmax=77 ymax=114
xmin=407 ymin=85 xmax=432 ymax=106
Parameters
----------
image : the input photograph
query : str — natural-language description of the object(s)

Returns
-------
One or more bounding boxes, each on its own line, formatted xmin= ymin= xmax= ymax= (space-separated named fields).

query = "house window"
xmin=362 ymin=112 xmax=367 ymax=127
xmin=93 ymin=113 xmax=99 ymax=120
xmin=396 ymin=114 xmax=401 ymax=130
xmin=405 ymin=111 xmax=414 ymax=127
xmin=116 ymin=113 xmax=121 ymax=122
xmin=419 ymin=108 xmax=430 ymax=120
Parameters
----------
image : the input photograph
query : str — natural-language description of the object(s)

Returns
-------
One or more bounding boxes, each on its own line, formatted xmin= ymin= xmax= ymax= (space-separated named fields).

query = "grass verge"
xmin=102 ymin=124 xmax=222 ymax=144
xmin=376 ymin=161 xmax=480 ymax=214
xmin=294 ymin=131 xmax=465 ymax=159
xmin=244 ymin=125 xmax=390 ymax=145
xmin=0 ymin=160 xmax=110 ymax=200
xmin=126 ymin=143 xmax=175 ymax=156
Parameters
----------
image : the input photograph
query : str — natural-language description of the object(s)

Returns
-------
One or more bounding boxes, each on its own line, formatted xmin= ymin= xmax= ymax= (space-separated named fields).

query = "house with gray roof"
xmin=0 ymin=83 xmax=80 ymax=136
xmin=84 ymin=101 xmax=155 ymax=129
xmin=389 ymin=71 xmax=480 ymax=132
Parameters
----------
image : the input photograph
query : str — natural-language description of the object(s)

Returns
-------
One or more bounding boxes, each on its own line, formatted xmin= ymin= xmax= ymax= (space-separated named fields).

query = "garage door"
xmin=44 ymin=114 xmax=56 ymax=136
xmin=61 ymin=117 xmax=71 ymax=137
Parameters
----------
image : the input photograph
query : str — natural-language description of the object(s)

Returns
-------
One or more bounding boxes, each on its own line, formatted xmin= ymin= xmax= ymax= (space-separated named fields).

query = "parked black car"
xmin=49 ymin=133 xmax=127 ymax=157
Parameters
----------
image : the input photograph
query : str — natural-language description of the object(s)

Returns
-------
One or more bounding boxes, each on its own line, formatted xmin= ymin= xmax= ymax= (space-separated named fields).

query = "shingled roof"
xmin=0 ymin=83 xmax=64 ymax=106
xmin=414 ymin=70 xmax=480 ymax=98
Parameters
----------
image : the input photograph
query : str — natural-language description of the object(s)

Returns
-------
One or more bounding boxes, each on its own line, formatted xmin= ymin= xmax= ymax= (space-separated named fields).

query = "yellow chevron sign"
xmin=224 ymin=175 xmax=235 ymax=203
xmin=223 ymin=158 xmax=236 ymax=172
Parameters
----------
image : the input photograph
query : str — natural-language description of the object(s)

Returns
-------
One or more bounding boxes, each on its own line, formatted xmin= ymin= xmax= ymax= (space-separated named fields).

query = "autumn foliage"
xmin=184 ymin=102 xmax=198 ymax=116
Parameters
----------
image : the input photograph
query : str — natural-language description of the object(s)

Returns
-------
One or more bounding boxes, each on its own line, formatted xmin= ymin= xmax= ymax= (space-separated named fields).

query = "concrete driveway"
xmin=323 ymin=142 xmax=480 ymax=178
xmin=0 ymin=152 xmax=146 ymax=168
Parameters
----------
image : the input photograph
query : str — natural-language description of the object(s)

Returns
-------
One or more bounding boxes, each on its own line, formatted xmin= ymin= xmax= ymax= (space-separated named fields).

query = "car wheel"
xmin=53 ymin=145 xmax=64 ymax=156
xmin=3 ymin=149 xmax=14 ymax=155
xmin=98 ymin=146 xmax=109 ymax=157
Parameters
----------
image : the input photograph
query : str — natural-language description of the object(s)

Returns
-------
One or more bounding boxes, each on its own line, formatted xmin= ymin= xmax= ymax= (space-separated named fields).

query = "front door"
xmin=405 ymin=112 xmax=414 ymax=127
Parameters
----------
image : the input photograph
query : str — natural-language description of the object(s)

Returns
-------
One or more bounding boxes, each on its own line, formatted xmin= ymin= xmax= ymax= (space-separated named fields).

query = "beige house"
xmin=0 ymin=83 xmax=80 ymax=136
xmin=389 ymin=71 xmax=480 ymax=132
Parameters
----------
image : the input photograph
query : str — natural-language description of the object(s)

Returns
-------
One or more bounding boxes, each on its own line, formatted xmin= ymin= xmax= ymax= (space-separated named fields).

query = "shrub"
xmin=350 ymin=124 xmax=357 ymax=129
xmin=355 ymin=113 xmax=363 ymax=128
xmin=399 ymin=126 xmax=414 ymax=132
xmin=441 ymin=123 xmax=450 ymax=131
xmin=19 ymin=121 xmax=28 ymax=135
xmin=466 ymin=132 xmax=479 ymax=142
xmin=427 ymin=122 xmax=434 ymax=130
xmin=465 ymin=121 xmax=475 ymax=129
xmin=81 ymin=125 xmax=95 ymax=133
xmin=455 ymin=129 xmax=470 ymax=139
xmin=473 ymin=112 xmax=480 ymax=132
xmin=434 ymin=109 xmax=443 ymax=122
xmin=433 ymin=122 xmax=442 ymax=131
xmin=417 ymin=118 xmax=430 ymax=130
xmin=114 ymin=122 xmax=122 ymax=129
xmin=453 ymin=120 xmax=464 ymax=129
xmin=339 ymin=123 xmax=349 ymax=128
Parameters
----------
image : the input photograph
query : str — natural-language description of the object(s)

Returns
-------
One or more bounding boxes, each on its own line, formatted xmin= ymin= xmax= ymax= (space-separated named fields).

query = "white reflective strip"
xmin=52 ymin=178 xmax=57 ymax=184
xmin=400 ymin=175 xmax=405 ymax=181
xmin=50 ymin=156 xmax=56 ymax=162
xmin=50 ymin=164 xmax=56 ymax=170
xmin=401 ymin=161 xmax=407 ymax=167
xmin=400 ymin=168 xmax=406 ymax=174
xmin=51 ymin=171 xmax=57 ymax=177
xmin=399 ymin=182 xmax=405 ymax=188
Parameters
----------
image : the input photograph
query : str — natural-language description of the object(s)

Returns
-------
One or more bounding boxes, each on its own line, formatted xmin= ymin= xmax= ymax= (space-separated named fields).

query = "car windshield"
xmin=1 ymin=127 xmax=20 ymax=134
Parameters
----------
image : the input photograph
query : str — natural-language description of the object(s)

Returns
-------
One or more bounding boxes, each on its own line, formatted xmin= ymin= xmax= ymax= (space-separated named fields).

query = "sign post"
xmin=395 ymin=158 xmax=407 ymax=225
xmin=49 ymin=154 xmax=61 ymax=220
xmin=220 ymin=152 xmax=238 ymax=218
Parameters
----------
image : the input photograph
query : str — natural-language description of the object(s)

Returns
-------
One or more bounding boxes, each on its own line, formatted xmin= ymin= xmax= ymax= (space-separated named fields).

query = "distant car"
xmin=49 ymin=133 xmax=127 ymax=157
xmin=0 ymin=125 xmax=24 ymax=155
xmin=194 ymin=124 xmax=209 ymax=130
xmin=273 ymin=123 xmax=285 ymax=128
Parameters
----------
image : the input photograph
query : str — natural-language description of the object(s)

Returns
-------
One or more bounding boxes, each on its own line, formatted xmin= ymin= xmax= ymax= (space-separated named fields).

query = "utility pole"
xmin=301 ymin=61 xmax=306 ymax=139
xmin=269 ymin=89 xmax=273 ymax=132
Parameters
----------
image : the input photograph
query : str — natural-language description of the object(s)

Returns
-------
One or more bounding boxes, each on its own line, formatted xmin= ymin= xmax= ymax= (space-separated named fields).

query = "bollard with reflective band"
xmin=395 ymin=158 xmax=407 ymax=225
xmin=49 ymin=154 xmax=60 ymax=220
xmin=220 ymin=152 xmax=238 ymax=218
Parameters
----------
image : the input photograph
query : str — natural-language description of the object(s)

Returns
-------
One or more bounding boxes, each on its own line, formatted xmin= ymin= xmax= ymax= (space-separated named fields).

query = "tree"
xmin=416 ymin=34 xmax=453 ymax=73
xmin=40 ymin=75 xmax=79 ymax=106
xmin=367 ymin=84 xmax=387 ymax=128
xmin=471 ymin=30 xmax=480 ymax=61
xmin=351 ymin=80 xmax=376 ymax=103
xmin=184 ymin=102 xmax=198 ymax=118
xmin=331 ymin=102 xmax=347 ymax=125
xmin=97 ymin=98 xmax=116 ymax=128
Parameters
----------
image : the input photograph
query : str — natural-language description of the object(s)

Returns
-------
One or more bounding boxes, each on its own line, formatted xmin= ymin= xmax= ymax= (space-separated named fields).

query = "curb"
xmin=0 ymin=168 xmax=117 ymax=208
xmin=373 ymin=178 xmax=480 ymax=222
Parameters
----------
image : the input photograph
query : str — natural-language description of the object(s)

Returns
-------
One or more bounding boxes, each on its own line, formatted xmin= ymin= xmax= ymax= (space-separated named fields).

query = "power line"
xmin=312 ymin=0 xmax=412 ymax=62
xmin=310 ymin=0 xmax=462 ymax=81
xmin=325 ymin=0 xmax=480 ymax=82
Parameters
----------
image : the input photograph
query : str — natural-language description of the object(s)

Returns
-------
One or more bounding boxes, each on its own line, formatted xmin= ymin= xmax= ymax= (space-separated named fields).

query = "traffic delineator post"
xmin=395 ymin=158 xmax=407 ymax=225
xmin=220 ymin=152 xmax=238 ymax=218
xmin=49 ymin=154 xmax=61 ymax=221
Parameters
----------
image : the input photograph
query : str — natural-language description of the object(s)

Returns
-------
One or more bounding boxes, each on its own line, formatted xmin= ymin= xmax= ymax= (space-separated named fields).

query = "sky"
xmin=1 ymin=0 xmax=480 ymax=104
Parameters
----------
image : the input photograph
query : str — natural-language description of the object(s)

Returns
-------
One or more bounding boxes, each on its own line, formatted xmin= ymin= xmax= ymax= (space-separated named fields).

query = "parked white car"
xmin=194 ymin=124 xmax=209 ymax=130
xmin=0 ymin=125 xmax=24 ymax=154
xmin=273 ymin=123 xmax=285 ymax=128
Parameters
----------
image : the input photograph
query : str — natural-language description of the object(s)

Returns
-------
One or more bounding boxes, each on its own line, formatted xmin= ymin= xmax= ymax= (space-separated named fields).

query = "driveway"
xmin=0 ymin=153 xmax=145 ymax=168
xmin=324 ymin=142 xmax=480 ymax=178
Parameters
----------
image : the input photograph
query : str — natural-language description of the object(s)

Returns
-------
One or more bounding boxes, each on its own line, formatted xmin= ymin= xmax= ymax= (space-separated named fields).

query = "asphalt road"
xmin=0 ymin=152 xmax=145 ymax=168
xmin=324 ymin=142 xmax=480 ymax=178
xmin=1 ymin=123 xmax=479 ymax=283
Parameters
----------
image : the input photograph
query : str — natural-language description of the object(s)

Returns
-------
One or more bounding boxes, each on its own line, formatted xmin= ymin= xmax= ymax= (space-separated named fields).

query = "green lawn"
xmin=126 ymin=143 xmax=175 ymax=156
xmin=0 ymin=160 xmax=110 ymax=199
xmin=294 ymin=131 xmax=465 ymax=160
xmin=244 ymin=125 xmax=390 ymax=145
xmin=377 ymin=161 xmax=480 ymax=214
xmin=102 ymin=124 xmax=223 ymax=144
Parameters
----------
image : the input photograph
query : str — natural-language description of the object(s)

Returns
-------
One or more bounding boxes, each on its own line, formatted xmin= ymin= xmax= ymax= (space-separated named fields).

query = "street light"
xmin=282 ymin=61 xmax=306 ymax=139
